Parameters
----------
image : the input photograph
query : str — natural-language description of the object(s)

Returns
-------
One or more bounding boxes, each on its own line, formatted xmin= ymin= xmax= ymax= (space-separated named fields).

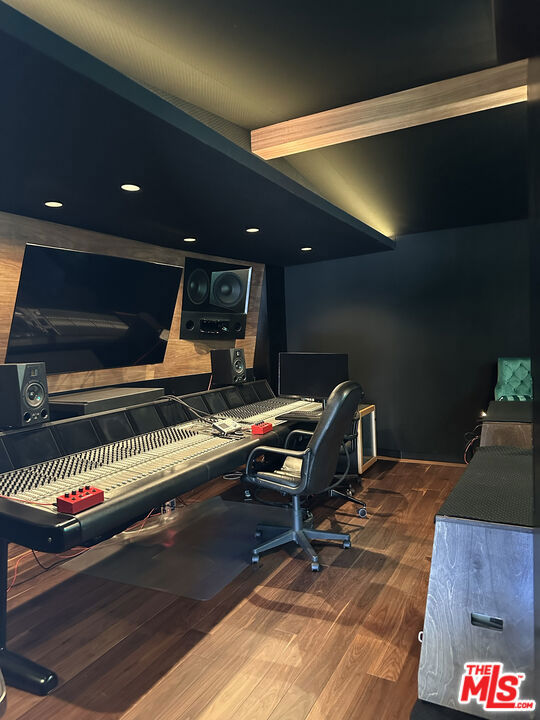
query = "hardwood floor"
xmin=3 ymin=460 xmax=463 ymax=720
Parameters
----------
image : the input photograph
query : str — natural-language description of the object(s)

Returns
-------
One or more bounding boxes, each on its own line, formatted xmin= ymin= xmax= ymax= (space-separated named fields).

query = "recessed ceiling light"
xmin=183 ymin=237 xmax=197 ymax=243
xmin=121 ymin=183 xmax=141 ymax=192
xmin=246 ymin=227 xmax=260 ymax=233
xmin=44 ymin=201 xmax=63 ymax=208
xmin=301 ymin=247 xmax=312 ymax=252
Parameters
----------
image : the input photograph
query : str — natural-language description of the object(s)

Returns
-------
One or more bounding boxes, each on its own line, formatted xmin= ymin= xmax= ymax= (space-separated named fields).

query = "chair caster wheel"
xmin=251 ymin=554 xmax=259 ymax=565
xmin=311 ymin=562 xmax=320 ymax=572
xmin=343 ymin=540 xmax=351 ymax=549
xmin=357 ymin=508 xmax=367 ymax=518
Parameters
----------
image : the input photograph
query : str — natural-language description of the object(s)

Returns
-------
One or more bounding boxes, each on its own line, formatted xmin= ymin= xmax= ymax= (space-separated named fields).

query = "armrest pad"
xmin=246 ymin=445 xmax=306 ymax=475
xmin=285 ymin=429 xmax=314 ymax=449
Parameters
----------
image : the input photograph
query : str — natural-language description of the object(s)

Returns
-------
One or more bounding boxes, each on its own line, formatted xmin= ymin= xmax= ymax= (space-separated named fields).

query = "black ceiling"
xmin=0 ymin=0 xmax=531 ymax=250
xmin=0 ymin=8 xmax=393 ymax=266
xmin=180 ymin=0 xmax=499 ymax=122
xmin=1 ymin=0 xmax=502 ymax=126
xmin=295 ymin=104 xmax=528 ymax=237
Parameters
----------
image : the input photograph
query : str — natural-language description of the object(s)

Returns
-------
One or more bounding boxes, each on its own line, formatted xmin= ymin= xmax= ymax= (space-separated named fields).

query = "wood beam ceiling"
xmin=251 ymin=59 xmax=528 ymax=159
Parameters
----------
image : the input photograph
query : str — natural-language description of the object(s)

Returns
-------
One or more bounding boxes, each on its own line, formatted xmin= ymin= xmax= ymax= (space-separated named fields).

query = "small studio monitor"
xmin=211 ymin=348 xmax=247 ymax=386
xmin=180 ymin=258 xmax=252 ymax=341
xmin=0 ymin=362 xmax=49 ymax=429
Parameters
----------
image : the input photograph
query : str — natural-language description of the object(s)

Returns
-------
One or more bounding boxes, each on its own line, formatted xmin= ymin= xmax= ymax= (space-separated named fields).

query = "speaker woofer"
xmin=234 ymin=358 xmax=245 ymax=374
xmin=25 ymin=382 xmax=45 ymax=408
xmin=186 ymin=269 xmax=210 ymax=305
xmin=210 ymin=271 xmax=244 ymax=309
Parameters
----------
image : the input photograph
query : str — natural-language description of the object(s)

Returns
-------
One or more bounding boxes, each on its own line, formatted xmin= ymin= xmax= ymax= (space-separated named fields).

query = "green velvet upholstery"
xmin=494 ymin=357 xmax=532 ymax=401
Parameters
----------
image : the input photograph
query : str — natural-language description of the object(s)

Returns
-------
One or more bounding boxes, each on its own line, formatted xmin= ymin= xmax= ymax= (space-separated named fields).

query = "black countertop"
xmin=438 ymin=445 xmax=533 ymax=527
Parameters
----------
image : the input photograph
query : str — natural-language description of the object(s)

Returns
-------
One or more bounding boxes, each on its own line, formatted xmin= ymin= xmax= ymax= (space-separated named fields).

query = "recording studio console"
xmin=0 ymin=382 xmax=319 ymax=696
xmin=0 ymin=398 xmax=316 ymax=506
xmin=0 ymin=393 xmax=318 ymax=551
xmin=0 ymin=424 xmax=231 ymax=505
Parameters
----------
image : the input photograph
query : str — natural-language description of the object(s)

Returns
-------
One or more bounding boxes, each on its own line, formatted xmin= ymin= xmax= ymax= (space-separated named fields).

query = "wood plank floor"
xmin=3 ymin=460 xmax=463 ymax=720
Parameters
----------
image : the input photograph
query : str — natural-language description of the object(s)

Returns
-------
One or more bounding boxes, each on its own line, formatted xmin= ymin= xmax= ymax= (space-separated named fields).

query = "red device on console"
xmin=56 ymin=486 xmax=104 ymax=514
xmin=251 ymin=421 xmax=273 ymax=435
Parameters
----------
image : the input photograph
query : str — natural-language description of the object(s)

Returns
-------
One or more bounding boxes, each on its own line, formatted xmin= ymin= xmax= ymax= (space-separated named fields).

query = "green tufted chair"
xmin=494 ymin=357 xmax=532 ymax=401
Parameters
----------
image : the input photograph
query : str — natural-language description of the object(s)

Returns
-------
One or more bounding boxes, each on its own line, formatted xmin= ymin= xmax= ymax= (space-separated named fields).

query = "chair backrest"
xmin=301 ymin=381 xmax=365 ymax=495
xmin=495 ymin=357 xmax=532 ymax=400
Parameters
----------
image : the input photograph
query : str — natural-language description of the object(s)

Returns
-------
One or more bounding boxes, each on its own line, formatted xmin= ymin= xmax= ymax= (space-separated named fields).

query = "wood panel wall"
xmin=0 ymin=211 xmax=264 ymax=393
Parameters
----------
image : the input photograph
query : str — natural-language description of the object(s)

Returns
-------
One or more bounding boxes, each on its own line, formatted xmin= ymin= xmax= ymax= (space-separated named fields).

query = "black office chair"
xmin=245 ymin=381 xmax=365 ymax=571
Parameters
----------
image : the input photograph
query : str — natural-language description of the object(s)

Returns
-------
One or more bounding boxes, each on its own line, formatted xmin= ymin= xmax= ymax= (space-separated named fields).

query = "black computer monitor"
xmin=278 ymin=352 xmax=349 ymax=401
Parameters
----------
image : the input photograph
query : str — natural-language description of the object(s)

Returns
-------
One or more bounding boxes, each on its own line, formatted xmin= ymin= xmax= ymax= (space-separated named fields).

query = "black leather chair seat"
xmin=255 ymin=457 xmax=303 ymax=488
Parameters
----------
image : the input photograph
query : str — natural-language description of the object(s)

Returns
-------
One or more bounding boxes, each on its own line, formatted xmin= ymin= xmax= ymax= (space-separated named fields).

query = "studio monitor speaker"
xmin=211 ymin=348 xmax=247 ymax=386
xmin=0 ymin=362 xmax=49 ymax=429
xmin=180 ymin=258 xmax=252 ymax=341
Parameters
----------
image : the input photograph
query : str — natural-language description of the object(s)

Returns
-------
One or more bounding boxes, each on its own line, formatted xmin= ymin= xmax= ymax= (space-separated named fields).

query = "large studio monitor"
xmin=0 ymin=362 xmax=49 ymax=429
xmin=211 ymin=348 xmax=247 ymax=386
xmin=180 ymin=258 xmax=252 ymax=341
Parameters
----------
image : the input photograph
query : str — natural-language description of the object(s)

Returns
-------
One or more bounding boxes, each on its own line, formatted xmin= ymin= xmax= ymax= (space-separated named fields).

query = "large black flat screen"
xmin=278 ymin=353 xmax=349 ymax=400
xmin=6 ymin=245 xmax=183 ymax=373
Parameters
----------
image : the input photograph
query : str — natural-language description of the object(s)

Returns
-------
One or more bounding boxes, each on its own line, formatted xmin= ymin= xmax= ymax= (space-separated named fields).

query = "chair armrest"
xmin=246 ymin=445 xmax=306 ymax=475
xmin=285 ymin=429 xmax=314 ymax=449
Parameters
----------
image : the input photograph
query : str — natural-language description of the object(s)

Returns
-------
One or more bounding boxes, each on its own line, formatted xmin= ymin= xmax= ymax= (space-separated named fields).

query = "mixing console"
xmin=0 ymin=385 xmax=324 ymax=697
xmin=0 ymin=397 xmax=319 ymax=511
xmin=222 ymin=397 xmax=321 ymax=423
xmin=0 ymin=422 xmax=233 ymax=507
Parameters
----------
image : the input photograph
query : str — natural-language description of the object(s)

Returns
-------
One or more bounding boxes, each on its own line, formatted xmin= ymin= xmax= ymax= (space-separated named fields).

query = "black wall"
xmin=254 ymin=266 xmax=287 ymax=391
xmin=285 ymin=220 xmax=531 ymax=462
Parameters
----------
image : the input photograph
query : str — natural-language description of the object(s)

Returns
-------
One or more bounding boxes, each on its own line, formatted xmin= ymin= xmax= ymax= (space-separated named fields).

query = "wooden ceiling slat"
xmin=251 ymin=60 xmax=528 ymax=159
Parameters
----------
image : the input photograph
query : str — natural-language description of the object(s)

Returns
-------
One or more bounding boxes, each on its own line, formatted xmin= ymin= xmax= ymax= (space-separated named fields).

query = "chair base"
xmin=329 ymin=488 xmax=368 ymax=517
xmin=252 ymin=524 xmax=350 ymax=571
